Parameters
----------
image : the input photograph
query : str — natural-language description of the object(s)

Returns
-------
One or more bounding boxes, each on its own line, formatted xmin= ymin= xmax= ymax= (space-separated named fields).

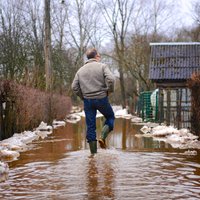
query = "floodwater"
xmin=1 ymin=118 xmax=200 ymax=200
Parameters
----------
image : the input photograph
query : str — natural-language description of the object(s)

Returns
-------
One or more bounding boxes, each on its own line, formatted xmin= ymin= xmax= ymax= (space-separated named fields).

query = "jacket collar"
xmin=85 ymin=58 xmax=98 ymax=64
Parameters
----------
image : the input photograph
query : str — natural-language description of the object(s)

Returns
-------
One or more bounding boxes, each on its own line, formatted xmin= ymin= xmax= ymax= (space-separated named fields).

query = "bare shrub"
xmin=187 ymin=73 xmax=200 ymax=136
xmin=51 ymin=94 xmax=71 ymax=121
xmin=0 ymin=80 xmax=71 ymax=139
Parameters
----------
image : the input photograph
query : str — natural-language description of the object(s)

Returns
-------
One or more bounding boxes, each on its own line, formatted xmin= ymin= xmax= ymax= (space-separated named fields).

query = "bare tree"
xmin=44 ymin=0 xmax=52 ymax=92
xmin=50 ymin=0 xmax=102 ymax=97
xmin=99 ymin=0 xmax=176 ymax=109
xmin=0 ymin=0 xmax=47 ymax=89
xmin=135 ymin=0 xmax=177 ymax=41
xmin=0 ymin=0 xmax=189 ymax=103
xmin=0 ymin=0 xmax=29 ymax=81
xmin=193 ymin=1 xmax=200 ymax=25
xmin=62 ymin=0 xmax=101 ymax=66
xmin=98 ymin=0 xmax=137 ymax=108
xmin=20 ymin=0 xmax=46 ymax=89
xmin=191 ymin=1 xmax=200 ymax=41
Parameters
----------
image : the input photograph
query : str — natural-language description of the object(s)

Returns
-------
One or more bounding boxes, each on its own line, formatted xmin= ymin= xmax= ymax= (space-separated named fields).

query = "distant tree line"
xmin=0 ymin=0 xmax=199 ymax=109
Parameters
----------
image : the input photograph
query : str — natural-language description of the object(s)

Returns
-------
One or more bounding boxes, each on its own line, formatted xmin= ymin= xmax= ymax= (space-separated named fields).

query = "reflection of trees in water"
xmin=72 ymin=123 xmax=83 ymax=150
xmin=73 ymin=117 xmax=174 ymax=152
xmin=101 ymin=161 xmax=115 ymax=199
xmin=109 ymin=118 xmax=145 ymax=150
xmin=122 ymin=119 xmax=127 ymax=150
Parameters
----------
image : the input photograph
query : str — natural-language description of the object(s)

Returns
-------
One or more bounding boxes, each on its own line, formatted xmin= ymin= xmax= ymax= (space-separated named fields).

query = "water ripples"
xmin=0 ymin=119 xmax=200 ymax=199
xmin=0 ymin=149 xmax=200 ymax=199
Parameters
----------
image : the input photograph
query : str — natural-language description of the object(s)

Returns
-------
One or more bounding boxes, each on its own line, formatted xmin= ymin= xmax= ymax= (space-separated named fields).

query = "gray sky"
xmin=178 ymin=0 xmax=198 ymax=27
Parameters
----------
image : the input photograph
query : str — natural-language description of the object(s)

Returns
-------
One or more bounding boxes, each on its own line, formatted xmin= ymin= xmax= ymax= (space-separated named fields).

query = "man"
xmin=71 ymin=48 xmax=115 ymax=155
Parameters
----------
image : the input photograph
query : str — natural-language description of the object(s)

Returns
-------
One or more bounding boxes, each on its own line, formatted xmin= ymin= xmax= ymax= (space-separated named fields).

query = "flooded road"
xmin=1 ymin=118 xmax=200 ymax=199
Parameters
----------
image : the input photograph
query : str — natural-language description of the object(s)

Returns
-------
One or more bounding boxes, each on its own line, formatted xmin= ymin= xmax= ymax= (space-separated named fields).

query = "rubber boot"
xmin=99 ymin=125 xmax=110 ymax=149
xmin=89 ymin=141 xmax=97 ymax=155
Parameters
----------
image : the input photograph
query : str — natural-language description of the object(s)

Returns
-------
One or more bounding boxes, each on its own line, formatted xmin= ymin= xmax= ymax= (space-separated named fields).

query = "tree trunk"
xmin=44 ymin=0 xmax=52 ymax=92
xmin=119 ymin=67 xmax=126 ymax=108
xmin=0 ymin=98 xmax=4 ymax=140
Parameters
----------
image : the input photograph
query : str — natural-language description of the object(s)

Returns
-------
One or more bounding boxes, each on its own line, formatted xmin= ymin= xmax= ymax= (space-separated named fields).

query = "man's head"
xmin=86 ymin=48 xmax=101 ymax=61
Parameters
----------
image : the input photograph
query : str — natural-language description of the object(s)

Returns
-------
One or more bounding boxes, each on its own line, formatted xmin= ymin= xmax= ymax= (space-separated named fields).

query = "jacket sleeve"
xmin=71 ymin=73 xmax=84 ymax=100
xmin=103 ymin=64 xmax=115 ymax=93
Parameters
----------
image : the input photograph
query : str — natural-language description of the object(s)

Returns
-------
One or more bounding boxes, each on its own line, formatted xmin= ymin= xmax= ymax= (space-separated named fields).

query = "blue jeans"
xmin=83 ymin=97 xmax=115 ymax=142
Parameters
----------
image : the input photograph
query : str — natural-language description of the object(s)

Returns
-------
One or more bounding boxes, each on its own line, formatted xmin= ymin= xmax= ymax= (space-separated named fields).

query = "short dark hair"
xmin=86 ymin=48 xmax=98 ymax=59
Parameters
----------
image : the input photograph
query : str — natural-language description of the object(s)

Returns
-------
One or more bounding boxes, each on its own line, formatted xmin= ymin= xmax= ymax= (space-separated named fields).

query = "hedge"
xmin=187 ymin=73 xmax=200 ymax=136
xmin=0 ymin=80 xmax=71 ymax=140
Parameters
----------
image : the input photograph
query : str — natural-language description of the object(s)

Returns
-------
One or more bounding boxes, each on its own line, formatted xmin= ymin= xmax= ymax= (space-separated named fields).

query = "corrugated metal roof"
xmin=150 ymin=42 xmax=200 ymax=46
xmin=149 ymin=43 xmax=200 ymax=81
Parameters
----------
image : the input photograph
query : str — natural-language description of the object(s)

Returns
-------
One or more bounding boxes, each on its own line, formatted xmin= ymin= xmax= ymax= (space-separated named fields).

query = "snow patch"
xmin=65 ymin=113 xmax=82 ymax=123
xmin=182 ymin=150 xmax=197 ymax=156
xmin=65 ymin=105 xmax=139 ymax=124
xmin=0 ymin=119 xmax=66 ymax=182
xmin=115 ymin=108 xmax=127 ymax=118
xmin=52 ymin=120 xmax=66 ymax=128
xmin=0 ymin=161 xmax=9 ymax=182
xmin=0 ymin=121 xmax=55 ymax=163
xmin=140 ymin=124 xmax=199 ymax=150
xmin=131 ymin=116 xmax=143 ymax=123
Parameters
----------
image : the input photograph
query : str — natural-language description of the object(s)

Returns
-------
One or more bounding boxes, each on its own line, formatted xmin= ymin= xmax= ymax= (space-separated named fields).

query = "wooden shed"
xmin=149 ymin=42 xmax=200 ymax=129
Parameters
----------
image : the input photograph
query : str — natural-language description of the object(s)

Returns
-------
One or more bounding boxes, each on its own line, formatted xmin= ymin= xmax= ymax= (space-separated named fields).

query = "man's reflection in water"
xmin=101 ymin=161 xmax=115 ymax=199
xmin=86 ymin=158 xmax=99 ymax=200
xmin=86 ymin=156 xmax=115 ymax=200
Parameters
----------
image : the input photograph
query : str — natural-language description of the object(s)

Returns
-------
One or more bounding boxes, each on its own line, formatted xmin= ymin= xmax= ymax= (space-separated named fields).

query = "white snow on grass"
xmin=0 ymin=119 xmax=67 ymax=167
xmin=131 ymin=116 xmax=143 ymax=123
xmin=0 ymin=120 xmax=67 ymax=182
xmin=52 ymin=120 xmax=66 ymax=128
xmin=65 ymin=105 xmax=137 ymax=123
xmin=65 ymin=113 xmax=83 ymax=123
xmin=140 ymin=124 xmax=199 ymax=150
xmin=0 ymin=161 xmax=9 ymax=182
xmin=0 ymin=120 xmax=67 ymax=157
xmin=0 ymin=121 xmax=54 ymax=162
xmin=115 ymin=108 xmax=127 ymax=118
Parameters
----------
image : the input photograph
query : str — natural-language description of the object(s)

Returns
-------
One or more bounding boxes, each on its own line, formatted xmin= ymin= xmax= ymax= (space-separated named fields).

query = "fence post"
xmin=166 ymin=89 xmax=171 ymax=126
xmin=158 ymin=89 xmax=164 ymax=124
